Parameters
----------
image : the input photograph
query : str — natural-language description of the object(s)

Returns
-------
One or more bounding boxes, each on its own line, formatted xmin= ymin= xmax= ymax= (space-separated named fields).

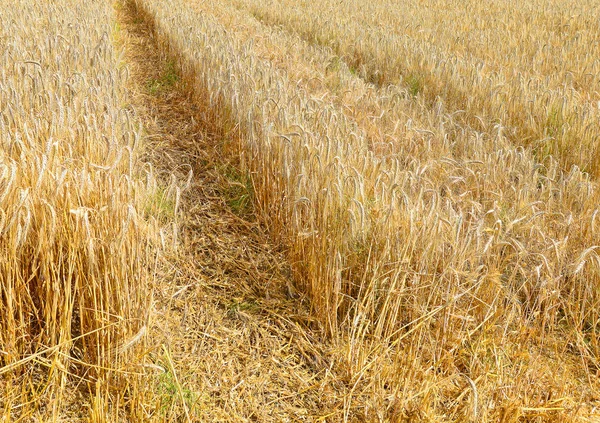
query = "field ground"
xmin=3 ymin=0 xmax=600 ymax=421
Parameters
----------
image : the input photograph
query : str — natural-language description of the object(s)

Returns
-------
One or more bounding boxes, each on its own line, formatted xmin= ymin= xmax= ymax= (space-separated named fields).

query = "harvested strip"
xmin=115 ymin=2 xmax=359 ymax=420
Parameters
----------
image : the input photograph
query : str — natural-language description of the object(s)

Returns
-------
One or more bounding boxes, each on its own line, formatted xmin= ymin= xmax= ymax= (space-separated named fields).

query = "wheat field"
xmin=2 ymin=0 xmax=600 ymax=421
xmin=0 ymin=0 xmax=162 ymax=419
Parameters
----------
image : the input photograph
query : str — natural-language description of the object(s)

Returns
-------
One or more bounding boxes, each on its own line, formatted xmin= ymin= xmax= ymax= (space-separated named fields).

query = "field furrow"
xmin=113 ymin=3 xmax=356 ymax=419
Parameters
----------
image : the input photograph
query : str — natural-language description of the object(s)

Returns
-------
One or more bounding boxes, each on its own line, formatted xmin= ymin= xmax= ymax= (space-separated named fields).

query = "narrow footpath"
xmin=115 ymin=1 xmax=359 ymax=421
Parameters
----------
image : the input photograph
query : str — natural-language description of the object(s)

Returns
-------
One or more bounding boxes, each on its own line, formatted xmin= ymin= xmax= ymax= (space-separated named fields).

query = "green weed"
xmin=157 ymin=366 xmax=196 ymax=415
xmin=145 ymin=186 xmax=176 ymax=222
xmin=222 ymin=165 xmax=254 ymax=216
xmin=147 ymin=60 xmax=179 ymax=95
xmin=228 ymin=298 xmax=260 ymax=316
xmin=406 ymin=73 xmax=424 ymax=97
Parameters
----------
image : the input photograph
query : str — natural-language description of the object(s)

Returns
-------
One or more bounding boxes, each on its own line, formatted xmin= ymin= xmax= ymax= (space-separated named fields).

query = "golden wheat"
xmin=137 ymin=0 xmax=600 ymax=419
xmin=0 ymin=0 xmax=159 ymax=419
xmin=4 ymin=0 xmax=600 ymax=419
xmin=233 ymin=0 xmax=600 ymax=178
